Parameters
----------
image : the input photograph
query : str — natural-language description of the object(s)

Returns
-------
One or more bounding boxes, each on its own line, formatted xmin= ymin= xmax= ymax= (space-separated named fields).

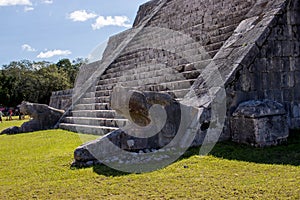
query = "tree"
xmin=56 ymin=58 xmax=84 ymax=86
xmin=36 ymin=64 xmax=71 ymax=104
xmin=0 ymin=59 xmax=81 ymax=107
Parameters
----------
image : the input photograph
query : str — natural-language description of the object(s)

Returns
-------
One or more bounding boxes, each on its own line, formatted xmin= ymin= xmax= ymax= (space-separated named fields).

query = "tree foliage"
xmin=0 ymin=58 xmax=84 ymax=107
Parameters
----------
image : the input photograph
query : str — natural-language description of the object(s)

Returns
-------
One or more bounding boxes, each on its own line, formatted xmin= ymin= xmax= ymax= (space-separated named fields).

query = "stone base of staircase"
xmin=59 ymin=123 xmax=118 ymax=135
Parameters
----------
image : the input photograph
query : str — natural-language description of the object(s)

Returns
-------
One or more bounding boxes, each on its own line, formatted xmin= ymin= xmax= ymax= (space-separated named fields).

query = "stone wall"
xmin=49 ymin=89 xmax=73 ymax=110
xmin=225 ymin=0 xmax=300 ymax=130
xmin=69 ymin=0 xmax=300 ymax=168
xmin=57 ymin=0 xmax=299 ymax=143
xmin=59 ymin=0 xmax=261 ymax=135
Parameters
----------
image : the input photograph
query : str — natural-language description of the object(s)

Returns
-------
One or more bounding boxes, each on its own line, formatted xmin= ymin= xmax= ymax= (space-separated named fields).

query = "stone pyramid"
xmin=50 ymin=0 xmax=299 ymax=148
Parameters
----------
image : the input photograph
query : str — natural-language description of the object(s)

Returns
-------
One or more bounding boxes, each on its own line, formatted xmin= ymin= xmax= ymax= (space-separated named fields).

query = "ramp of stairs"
xmin=59 ymin=0 xmax=273 ymax=135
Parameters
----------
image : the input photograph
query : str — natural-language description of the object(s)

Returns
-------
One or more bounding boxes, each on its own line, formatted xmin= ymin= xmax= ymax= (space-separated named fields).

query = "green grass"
xmin=0 ymin=116 xmax=28 ymax=130
xmin=0 ymin=121 xmax=299 ymax=199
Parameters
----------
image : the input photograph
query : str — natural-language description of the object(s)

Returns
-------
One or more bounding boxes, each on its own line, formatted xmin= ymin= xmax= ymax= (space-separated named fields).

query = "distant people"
xmin=0 ymin=111 xmax=3 ymax=123
xmin=15 ymin=108 xmax=21 ymax=120
xmin=8 ymin=109 xmax=13 ymax=121
xmin=19 ymin=111 xmax=25 ymax=120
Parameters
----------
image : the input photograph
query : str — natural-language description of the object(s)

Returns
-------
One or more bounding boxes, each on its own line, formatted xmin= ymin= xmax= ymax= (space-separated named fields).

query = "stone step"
xmin=80 ymin=89 xmax=191 ymax=106
xmin=145 ymin=0 xmax=253 ymax=33
xmin=102 ymin=62 xmax=172 ymax=81
xmin=105 ymin=45 xmax=200 ymax=75
xmin=108 ymin=50 xmax=144 ymax=64
xmin=143 ymin=1 xmax=252 ymax=44
xmin=127 ymin=36 xmax=196 ymax=54
xmin=152 ymin=0 xmax=251 ymax=20
xmin=80 ymin=87 xmax=191 ymax=107
xmin=99 ymin=67 xmax=175 ymax=85
xmin=79 ymin=96 xmax=110 ymax=104
xmin=95 ymin=79 xmax=196 ymax=92
xmin=98 ymin=74 xmax=182 ymax=88
xmin=203 ymin=5 xmax=251 ymax=32
xmin=105 ymin=58 xmax=158 ymax=75
xmin=126 ymin=28 xmax=194 ymax=50
xmin=102 ymin=57 xmax=210 ymax=80
xmin=142 ymin=79 xmax=196 ymax=91
xmin=125 ymin=38 xmax=206 ymax=58
xmin=130 ymin=12 xmax=245 ymax=53
xmin=72 ymin=110 xmax=117 ymax=118
xmin=208 ymin=32 xmax=233 ymax=47
xmin=160 ymin=88 xmax=190 ymax=99
xmin=204 ymin=41 xmax=225 ymax=53
xmin=124 ymin=27 xmax=197 ymax=46
xmin=97 ymin=58 xmax=212 ymax=88
xmin=63 ymin=117 xmax=128 ymax=127
xmin=83 ymin=90 xmax=112 ymax=98
xmin=133 ymin=37 xmax=217 ymax=60
xmin=73 ymin=103 xmax=110 ymax=110
xmin=80 ymin=90 xmax=111 ymax=99
xmin=59 ymin=123 xmax=118 ymax=135
xmin=98 ymin=66 xmax=199 ymax=86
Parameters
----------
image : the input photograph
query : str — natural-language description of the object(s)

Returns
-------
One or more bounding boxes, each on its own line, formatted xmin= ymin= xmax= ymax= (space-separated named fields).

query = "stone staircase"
xmin=69 ymin=0 xmax=300 ymax=168
xmin=59 ymin=0 xmax=258 ymax=135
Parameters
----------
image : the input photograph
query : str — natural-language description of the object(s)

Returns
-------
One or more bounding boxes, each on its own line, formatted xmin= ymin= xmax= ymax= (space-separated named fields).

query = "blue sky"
xmin=0 ymin=0 xmax=148 ymax=66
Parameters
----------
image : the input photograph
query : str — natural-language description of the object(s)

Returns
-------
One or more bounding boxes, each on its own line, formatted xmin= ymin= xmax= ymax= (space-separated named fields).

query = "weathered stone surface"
xmin=72 ymin=88 xmax=201 ymax=168
xmin=47 ymin=0 xmax=300 ymax=159
xmin=57 ymin=0 xmax=259 ymax=135
xmin=49 ymin=89 xmax=72 ymax=110
xmin=231 ymin=100 xmax=289 ymax=147
xmin=1 ymin=102 xmax=64 ymax=135
xmin=232 ymin=100 xmax=286 ymax=118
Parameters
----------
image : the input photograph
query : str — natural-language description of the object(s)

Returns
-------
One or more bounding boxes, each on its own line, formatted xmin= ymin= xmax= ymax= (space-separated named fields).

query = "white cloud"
xmin=69 ymin=10 xmax=97 ymax=22
xmin=22 ymin=44 xmax=36 ymax=52
xmin=0 ymin=0 xmax=32 ymax=6
xmin=24 ymin=6 xmax=33 ymax=12
xmin=92 ymin=16 xmax=131 ymax=30
xmin=42 ymin=0 xmax=53 ymax=4
xmin=37 ymin=49 xmax=71 ymax=58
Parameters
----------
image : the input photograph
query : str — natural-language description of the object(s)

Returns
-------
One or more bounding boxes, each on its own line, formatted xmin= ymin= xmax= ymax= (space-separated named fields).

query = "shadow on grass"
xmin=77 ymin=130 xmax=300 ymax=176
xmin=71 ymin=164 xmax=130 ymax=177
xmin=160 ymin=130 xmax=300 ymax=166
xmin=92 ymin=164 xmax=130 ymax=177
xmin=206 ymin=130 xmax=300 ymax=166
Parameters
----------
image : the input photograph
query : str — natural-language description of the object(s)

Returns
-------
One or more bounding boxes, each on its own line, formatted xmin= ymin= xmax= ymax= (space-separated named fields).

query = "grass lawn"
xmin=0 ymin=120 xmax=299 ymax=199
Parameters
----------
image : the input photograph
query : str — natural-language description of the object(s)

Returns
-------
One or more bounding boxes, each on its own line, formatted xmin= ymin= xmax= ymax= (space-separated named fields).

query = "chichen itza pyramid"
xmin=49 ymin=0 xmax=300 ymax=169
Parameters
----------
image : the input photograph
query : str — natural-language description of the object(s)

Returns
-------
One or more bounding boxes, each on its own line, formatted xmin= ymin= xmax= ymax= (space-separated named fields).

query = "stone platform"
xmin=51 ymin=0 xmax=300 ymax=149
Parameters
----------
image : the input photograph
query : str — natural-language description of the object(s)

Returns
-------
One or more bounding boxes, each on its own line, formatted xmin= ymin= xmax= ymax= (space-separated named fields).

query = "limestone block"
xmin=283 ymin=89 xmax=294 ymax=101
xmin=231 ymin=100 xmax=288 ymax=147
xmin=288 ymin=10 xmax=300 ymax=25
xmin=292 ymin=102 xmax=300 ymax=118
xmin=270 ymin=72 xmax=281 ymax=89
xmin=292 ymin=41 xmax=300 ymax=56
xmin=290 ymin=117 xmax=300 ymax=129
xmin=240 ymin=70 xmax=252 ymax=92
xmin=281 ymin=72 xmax=295 ymax=87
